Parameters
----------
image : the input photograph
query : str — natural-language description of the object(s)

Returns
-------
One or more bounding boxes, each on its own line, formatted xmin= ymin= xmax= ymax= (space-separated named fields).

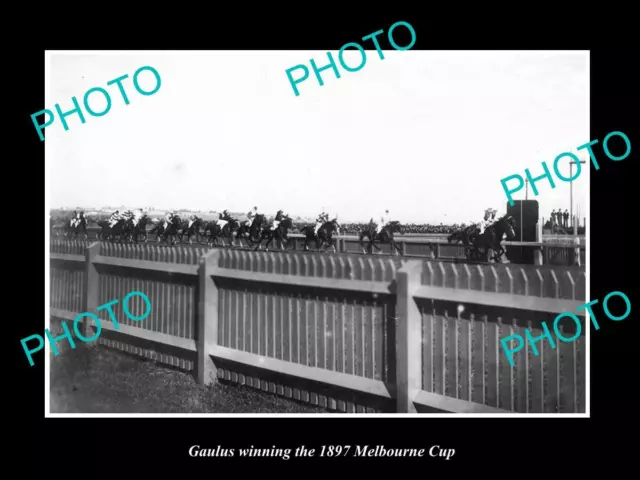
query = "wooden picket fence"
xmin=49 ymin=240 xmax=587 ymax=413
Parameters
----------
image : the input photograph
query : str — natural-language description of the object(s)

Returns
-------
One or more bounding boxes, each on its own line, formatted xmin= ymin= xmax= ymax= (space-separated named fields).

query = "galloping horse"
xmin=359 ymin=220 xmax=403 ymax=255
xmin=204 ymin=218 xmax=240 ymax=247
xmin=149 ymin=217 xmax=182 ymax=245
xmin=64 ymin=217 xmax=88 ymax=241
xmin=128 ymin=215 xmax=151 ymax=243
xmin=299 ymin=218 xmax=341 ymax=253
xmin=256 ymin=216 xmax=293 ymax=251
xmin=466 ymin=215 xmax=516 ymax=262
xmin=235 ymin=214 xmax=265 ymax=247
xmin=98 ymin=218 xmax=131 ymax=243
xmin=178 ymin=217 xmax=204 ymax=245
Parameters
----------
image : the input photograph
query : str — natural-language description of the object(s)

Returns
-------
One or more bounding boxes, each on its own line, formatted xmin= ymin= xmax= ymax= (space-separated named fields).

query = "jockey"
xmin=314 ymin=209 xmax=330 ymax=236
xmin=70 ymin=210 xmax=78 ymax=227
xmin=131 ymin=209 xmax=143 ymax=227
xmin=479 ymin=208 xmax=494 ymax=234
xmin=245 ymin=206 xmax=259 ymax=228
xmin=216 ymin=210 xmax=233 ymax=229
xmin=187 ymin=214 xmax=198 ymax=229
xmin=108 ymin=210 xmax=122 ymax=227
xmin=375 ymin=209 xmax=390 ymax=234
xmin=271 ymin=210 xmax=285 ymax=230
xmin=121 ymin=210 xmax=134 ymax=224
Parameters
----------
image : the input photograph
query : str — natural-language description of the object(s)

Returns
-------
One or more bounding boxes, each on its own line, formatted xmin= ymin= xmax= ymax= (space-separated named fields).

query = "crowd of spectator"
xmin=291 ymin=222 xmax=461 ymax=235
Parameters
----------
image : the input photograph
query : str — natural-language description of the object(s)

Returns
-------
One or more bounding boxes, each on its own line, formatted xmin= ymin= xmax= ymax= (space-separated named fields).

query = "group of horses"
xmin=52 ymin=214 xmax=406 ymax=255
xmin=52 ymin=213 xmax=517 ymax=262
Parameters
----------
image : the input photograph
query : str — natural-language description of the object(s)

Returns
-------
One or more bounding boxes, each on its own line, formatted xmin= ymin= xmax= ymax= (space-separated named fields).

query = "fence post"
xmin=573 ymin=217 xmax=581 ymax=267
xmin=534 ymin=222 xmax=543 ymax=265
xmin=395 ymin=259 xmax=422 ymax=413
xmin=196 ymin=249 xmax=220 ymax=385
xmin=83 ymin=242 xmax=101 ymax=340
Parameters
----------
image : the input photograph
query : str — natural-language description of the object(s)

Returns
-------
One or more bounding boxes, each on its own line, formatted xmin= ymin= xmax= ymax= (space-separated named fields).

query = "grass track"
xmin=50 ymin=345 xmax=330 ymax=414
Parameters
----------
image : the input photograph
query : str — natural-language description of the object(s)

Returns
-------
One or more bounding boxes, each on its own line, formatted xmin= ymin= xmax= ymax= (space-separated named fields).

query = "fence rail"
xmin=49 ymin=239 xmax=587 ymax=413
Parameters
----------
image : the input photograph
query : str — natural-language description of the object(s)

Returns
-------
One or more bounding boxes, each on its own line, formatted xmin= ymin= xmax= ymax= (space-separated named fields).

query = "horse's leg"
xmin=359 ymin=234 xmax=367 ymax=254
xmin=392 ymin=240 xmax=402 ymax=256
xmin=329 ymin=238 xmax=336 ymax=254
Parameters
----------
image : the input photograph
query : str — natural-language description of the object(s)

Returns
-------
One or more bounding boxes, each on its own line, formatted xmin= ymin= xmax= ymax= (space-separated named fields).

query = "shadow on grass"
xmin=49 ymin=345 xmax=331 ymax=414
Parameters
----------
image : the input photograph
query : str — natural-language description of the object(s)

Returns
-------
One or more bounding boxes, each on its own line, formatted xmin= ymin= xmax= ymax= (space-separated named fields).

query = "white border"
xmin=44 ymin=50 xmax=590 ymax=418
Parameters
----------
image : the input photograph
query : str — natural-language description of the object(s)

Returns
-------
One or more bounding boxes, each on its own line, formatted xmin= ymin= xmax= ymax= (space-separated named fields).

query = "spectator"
xmin=563 ymin=209 xmax=569 ymax=228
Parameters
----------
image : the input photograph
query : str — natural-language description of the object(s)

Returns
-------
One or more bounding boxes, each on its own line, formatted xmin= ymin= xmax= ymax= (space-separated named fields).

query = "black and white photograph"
xmin=45 ymin=49 xmax=589 ymax=416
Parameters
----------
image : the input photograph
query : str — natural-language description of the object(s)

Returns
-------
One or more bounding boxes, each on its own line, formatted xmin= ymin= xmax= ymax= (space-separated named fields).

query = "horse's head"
xmin=497 ymin=215 xmax=516 ymax=240
xmin=281 ymin=217 xmax=293 ymax=230
xmin=331 ymin=219 xmax=341 ymax=235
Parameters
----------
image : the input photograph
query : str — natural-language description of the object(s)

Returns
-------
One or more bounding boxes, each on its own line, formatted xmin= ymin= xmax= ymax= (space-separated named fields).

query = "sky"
xmin=45 ymin=51 xmax=589 ymax=224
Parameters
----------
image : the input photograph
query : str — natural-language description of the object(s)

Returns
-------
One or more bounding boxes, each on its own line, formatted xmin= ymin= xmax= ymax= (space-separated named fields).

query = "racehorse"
xmin=178 ymin=217 xmax=204 ymax=245
xmin=256 ymin=216 xmax=293 ymax=251
xmin=299 ymin=218 xmax=341 ymax=253
xmin=64 ymin=217 xmax=88 ymax=240
xmin=149 ymin=217 xmax=182 ymax=245
xmin=235 ymin=214 xmax=265 ymax=247
xmin=203 ymin=217 xmax=240 ymax=247
xmin=128 ymin=215 xmax=151 ymax=243
xmin=466 ymin=215 xmax=516 ymax=262
xmin=98 ymin=218 xmax=132 ymax=243
xmin=358 ymin=220 xmax=403 ymax=255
